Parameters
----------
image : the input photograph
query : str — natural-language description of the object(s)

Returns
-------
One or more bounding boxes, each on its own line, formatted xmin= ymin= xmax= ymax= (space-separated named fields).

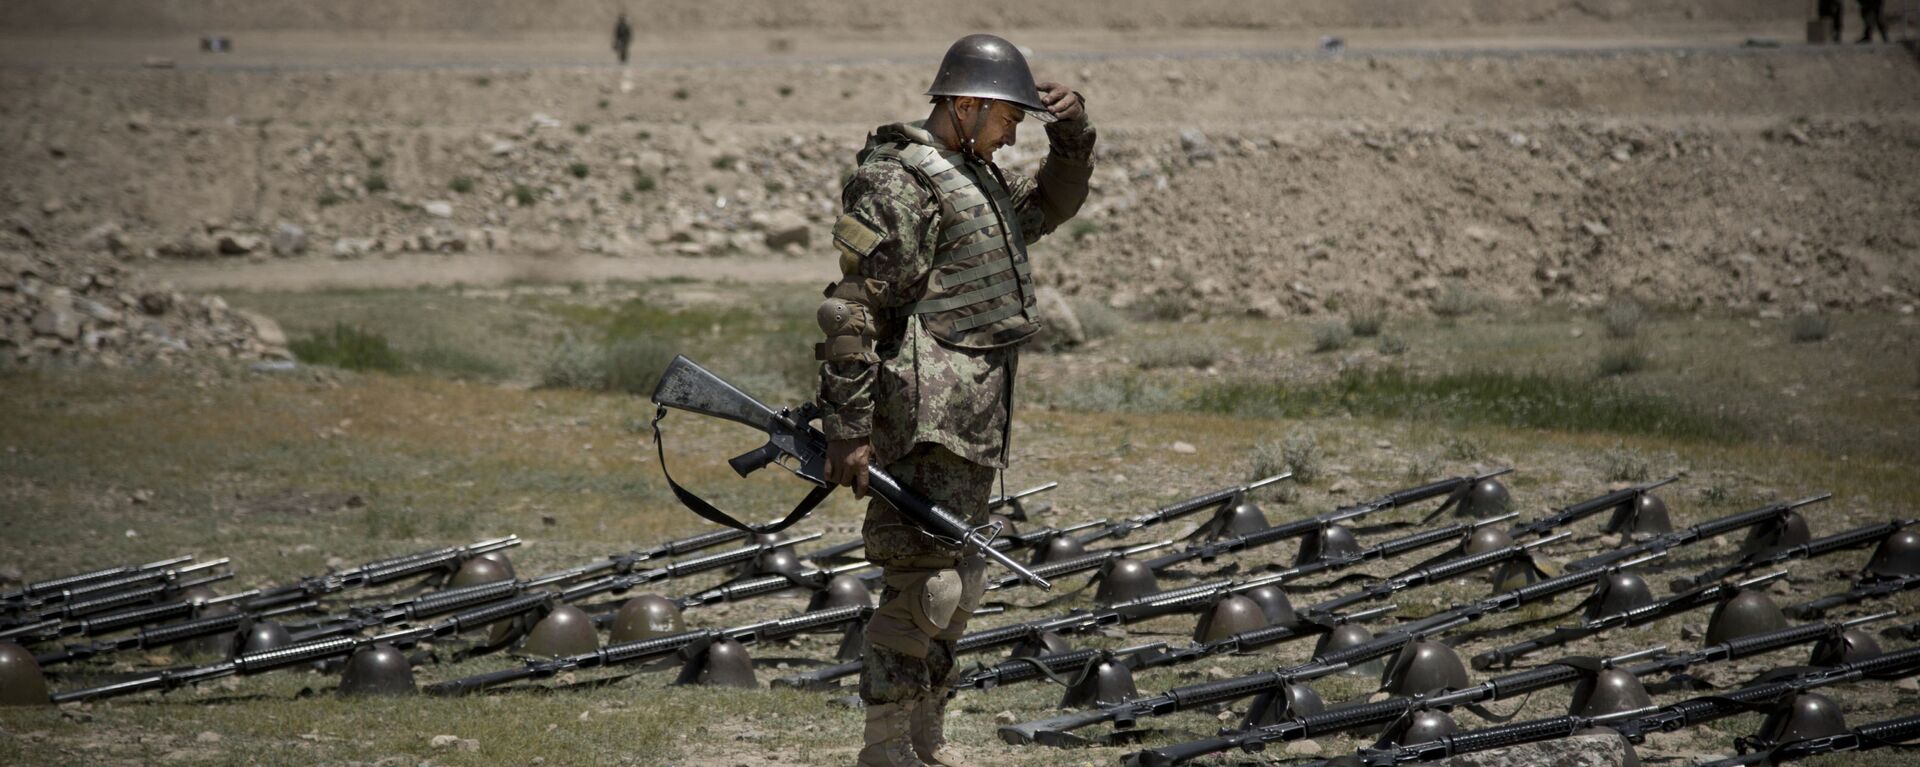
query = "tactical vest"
xmin=861 ymin=141 xmax=1040 ymax=351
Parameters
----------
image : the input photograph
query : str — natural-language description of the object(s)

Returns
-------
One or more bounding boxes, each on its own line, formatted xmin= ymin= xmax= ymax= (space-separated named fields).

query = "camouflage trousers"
xmin=859 ymin=443 xmax=994 ymax=705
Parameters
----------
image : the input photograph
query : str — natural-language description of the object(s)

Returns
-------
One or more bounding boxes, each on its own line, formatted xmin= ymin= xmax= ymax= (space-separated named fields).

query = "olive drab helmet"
xmin=1809 ymin=627 xmax=1884 ymax=666
xmin=1377 ymin=710 xmax=1460 ymax=746
xmin=0 ymin=642 xmax=49 ymax=707
xmin=1245 ymin=683 xmax=1326 ymax=727
xmin=924 ymin=34 xmax=1054 ymax=121
xmin=474 ymin=550 xmax=517 ymax=580
xmin=1738 ymin=511 xmax=1812 ymax=558
xmin=521 ymin=605 xmax=599 ymax=658
xmin=176 ymin=586 xmax=239 ymax=658
xmin=337 ymin=643 xmax=415 ymax=697
xmin=1604 ymin=493 xmax=1673 ymax=536
xmin=806 ymin=574 xmax=874 ymax=611
xmin=610 ymin=594 xmax=686 ymax=643
xmin=449 ymin=556 xmax=513 ymax=588
xmin=1193 ymin=594 xmax=1266 ymax=643
xmin=1092 ymin=559 xmax=1159 ymax=606
xmin=1465 ymin=526 xmax=1514 ymax=557
xmin=1457 ymin=479 xmax=1511 ymax=518
xmin=1490 ymin=554 xmax=1556 ymax=592
xmin=239 ymin=621 xmax=294 ymax=655
xmin=1583 ymin=571 xmax=1657 ymax=621
xmin=1028 ymin=534 xmax=1085 ymax=566
xmin=1863 ymin=529 xmax=1920 ymax=578
xmin=1756 ymin=692 xmax=1849 ymax=745
xmin=1244 ymin=584 xmax=1298 ymax=629
xmin=1293 ymin=524 xmax=1361 ymax=567
xmin=1198 ymin=497 xmax=1270 ymax=541
xmin=1380 ymin=640 xmax=1470 ymax=697
xmin=676 ymin=637 xmax=757 ymax=688
xmin=1009 ymin=630 xmax=1073 ymax=659
xmin=1704 ymin=588 xmax=1790 ymax=645
xmin=1569 ymin=668 xmax=1654 ymax=717
xmin=1059 ymin=652 xmax=1140 ymax=708
xmin=1312 ymin=624 xmax=1386 ymax=677
xmin=746 ymin=548 xmax=806 ymax=580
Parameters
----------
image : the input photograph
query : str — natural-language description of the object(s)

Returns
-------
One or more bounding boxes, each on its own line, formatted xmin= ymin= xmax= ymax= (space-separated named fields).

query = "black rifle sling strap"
xmin=652 ymin=407 xmax=830 ymax=535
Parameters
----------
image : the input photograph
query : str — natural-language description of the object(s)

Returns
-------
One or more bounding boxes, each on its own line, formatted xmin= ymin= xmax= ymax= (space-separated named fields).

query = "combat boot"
xmin=858 ymin=700 xmax=930 ymax=767
xmin=911 ymin=690 xmax=974 ymax=767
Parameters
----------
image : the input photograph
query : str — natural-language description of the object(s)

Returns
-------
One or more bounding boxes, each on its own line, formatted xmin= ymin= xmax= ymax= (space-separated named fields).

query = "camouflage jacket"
xmin=819 ymin=115 xmax=1096 ymax=469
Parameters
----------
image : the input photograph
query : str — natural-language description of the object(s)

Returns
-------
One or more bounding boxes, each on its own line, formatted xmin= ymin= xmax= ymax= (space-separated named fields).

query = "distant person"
xmin=1818 ymin=0 xmax=1843 ymax=41
xmin=1857 ymin=0 xmax=1889 ymax=42
xmin=613 ymin=13 xmax=633 ymax=63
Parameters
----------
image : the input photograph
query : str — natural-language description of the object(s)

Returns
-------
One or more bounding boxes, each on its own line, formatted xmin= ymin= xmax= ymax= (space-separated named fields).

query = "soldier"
xmin=1818 ymin=0 xmax=1843 ymax=42
xmin=612 ymin=12 xmax=633 ymax=64
xmin=1857 ymin=0 xmax=1889 ymax=43
xmin=814 ymin=34 xmax=1094 ymax=767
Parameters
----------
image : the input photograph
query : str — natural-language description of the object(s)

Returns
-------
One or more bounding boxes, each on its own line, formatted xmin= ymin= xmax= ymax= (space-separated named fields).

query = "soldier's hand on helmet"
xmin=1035 ymin=82 xmax=1084 ymax=122
xmin=826 ymin=438 xmax=873 ymax=499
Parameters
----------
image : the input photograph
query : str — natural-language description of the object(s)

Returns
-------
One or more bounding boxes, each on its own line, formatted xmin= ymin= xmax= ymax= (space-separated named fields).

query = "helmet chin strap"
xmin=947 ymin=98 xmax=994 ymax=160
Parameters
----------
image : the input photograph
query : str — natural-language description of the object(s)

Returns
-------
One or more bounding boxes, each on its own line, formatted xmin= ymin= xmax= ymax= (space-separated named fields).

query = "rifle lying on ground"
xmin=667 ymin=559 xmax=874 ymax=610
xmin=1133 ymin=612 xmax=1899 ymax=767
xmin=1672 ymin=519 xmax=1914 ymax=592
xmin=1786 ymin=571 xmax=1920 ymax=620
xmin=1694 ymin=710 xmax=1920 ymax=767
xmin=1307 ymin=533 xmax=1570 ymax=617
xmin=1506 ymin=476 xmax=1678 ymax=538
xmin=804 ymin=485 xmax=1073 ymax=563
xmin=32 ymin=596 xmax=325 ymax=667
xmin=1 ymin=561 xmax=233 ymax=632
xmin=1471 ymin=571 xmax=1789 ymax=670
xmin=425 ymin=604 xmax=873 ymax=696
xmin=985 ymin=541 xmax=1174 ymax=592
xmin=1 ymin=554 xmax=197 ymax=607
xmin=1566 ymin=494 xmax=1830 ymax=572
xmin=1307 ymin=644 xmax=1920 ymax=767
xmin=651 ymin=356 xmax=1052 ymax=589
xmin=1073 ymin=473 xmax=1294 ymax=547
xmin=997 ymin=551 xmax=1664 ymax=746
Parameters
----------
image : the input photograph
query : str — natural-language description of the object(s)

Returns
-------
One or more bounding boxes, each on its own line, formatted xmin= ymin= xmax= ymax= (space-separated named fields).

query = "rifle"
xmin=424 ymin=604 xmax=872 ymax=696
xmin=1693 ymin=710 xmax=1920 ymax=767
xmin=1133 ymin=612 xmax=1897 ymax=767
xmin=2 ymin=558 xmax=231 ymax=629
xmin=997 ymin=552 xmax=1664 ymax=746
xmin=1 ymin=554 xmax=196 ymax=606
xmin=6 ymin=589 xmax=266 ymax=647
xmin=1320 ymin=644 xmax=1920 ymax=767
xmin=670 ymin=560 xmax=876 ymax=610
xmin=1506 ymin=476 xmax=1678 ymax=538
xmin=1305 ymin=532 xmax=1570 ymax=618
xmin=809 ymin=518 xmax=1106 ymax=565
xmin=1672 ymin=519 xmax=1914 ymax=592
xmin=242 ymin=536 xmax=523 ymax=612
xmin=1786 ymin=571 xmax=1920 ymax=620
xmin=1470 ymin=571 xmax=1788 ymax=670
xmin=32 ymin=597 xmax=325 ymax=667
xmin=1268 ymin=514 xmax=1515 ymax=584
xmin=649 ymin=355 xmax=1051 ymax=590
xmin=985 ymin=541 xmax=1174 ymax=592
xmin=1072 ymin=473 xmax=1293 ymax=546
xmin=1565 ymin=494 xmax=1831 ymax=572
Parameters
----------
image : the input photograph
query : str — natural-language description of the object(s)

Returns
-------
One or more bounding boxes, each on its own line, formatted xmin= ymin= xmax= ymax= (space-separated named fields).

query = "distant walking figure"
xmin=613 ymin=13 xmax=633 ymax=63
xmin=1857 ymin=0 xmax=1889 ymax=42
xmin=1818 ymin=0 xmax=1843 ymax=41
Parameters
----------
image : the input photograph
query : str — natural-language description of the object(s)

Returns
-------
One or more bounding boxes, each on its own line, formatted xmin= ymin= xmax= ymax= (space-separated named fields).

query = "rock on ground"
xmin=1443 ymin=732 xmax=1632 ymax=767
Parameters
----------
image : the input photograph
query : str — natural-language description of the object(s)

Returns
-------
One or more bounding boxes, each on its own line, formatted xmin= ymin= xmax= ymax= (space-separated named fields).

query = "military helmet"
xmin=1294 ymin=525 xmax=1361 ymax=567
xmin=1863 ymin=529 xmax=1920 ymax=578
xmin=1029 ymin=534 xmax=1085 ymax=566
xmin=1380 ymin=640 xmax=1470 ymax=697
xmin=0 ymin=642 xmax=50 ymax=707
xmin=338 ymin=643 xmax=415 ymax=697
xmin=176 ymin=586 xmax=239 ymax=658
xmin=1605 ymin=493 xmax=1673 ymax=535
xmin=1379 ymin=710 xmax=1460 ymax=746
xmin=1756 ymin=692 xmax=1849 ymax=745
xmin=1809 ymin=627 xmax=1883 ymax=666
xmin=1093 ymin=559 xmax=1160 ymax=606
xmin=1705 ymin=589 xmax=1790 ymax=645
xmin=1207 ymin=498 xmax=1271 ymax=540
xmin=521 ymin=605 xmax=599 ymax=658
xmin=987 ymin=514 xmax=1020 ymax=540
xmin=1312 ymin=624 xmax=1386 ymax=677
xmin=1245 ymin=683 xmax=1326 ymax=727
xmin=747 ymin=549 xmax=805 ymax=580
xmin=1738 ymin=511 xmax=1812 ymax=558
xmin=1458 ymin=479 xmax=1511 ymax=518
xmin=1465 ymin=526 xmax=1514 ymax=557
xmin=806 ymin=574 xmax=874 ymax=611
xmin=924 ymin=34 xmax=1053 ymax=120
xmin=1490 ymin=555 xmax=1555 ymax=592
xmin=1193 ymin=594 xmax=1266 ymax=643
xmin=677 ymin=637 xmax=757 ymax=688
xmin=1009 ymin=630 xmax=1073 ymax=659
xmin=1059 ymin=653 xmax=1139 ymax=708
xmin=1583 ymin=571 xmax=1657 ymax=621
xmin=1243 ymin=584 xmax=1298 ymax=629
xmin=449 ymin=556 xmax=513 ymax=588
xmin=474 ymin=550 xmax=517 ymax=579
xmin=1569 ymin=668 xmax=1653 ymax=717
xmin=239 ymin=621 xmax=294 ymax=655
xmin=610 ymin=594 xmax=686 ymax=643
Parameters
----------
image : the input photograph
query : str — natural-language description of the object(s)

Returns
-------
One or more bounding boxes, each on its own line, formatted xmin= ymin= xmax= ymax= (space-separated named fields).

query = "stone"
xmin=32 ymin=294 xmax=80 ymax=341
xmin=332 ymin=238 xmax=376 ymax=259
xmin=760 ymin=210 xmax=811 ymax=250
xmin=1464 ymin=225 xmax=1498 ymax=244
xmin=234 ymin=310 xmax=288 ymax=351
xmin=196 ymin=732 xmax=222 ymax=744
xmin=1441 ymin=732 xmax=1631 ymax=767
xmin=1179 ymin=129 xmax=1216 ymax=162
xmin=140 ymin=292 xmax=174 ymax=315
xmin=423 ymin=201 xmax=454 ymax=218
xmin=271 ymin=223 xmax=308 ymax=256
xmin=1285 ymin=740 xmax=1323 ymax=756
xmin=1170 ymin=441 xmax=1198 ymax=455
xmin=81 ymin=223 xmax=128 ymax=255
xmin=428 ymin=735 xmax=477 ymax=752
xmin=1035 ymin=287 xmax=1086 ymax=346
xmin=216 ymin=234 xmax=261 ymax=255
xmin=1583 ymin=221 xmax=1612 ymax=237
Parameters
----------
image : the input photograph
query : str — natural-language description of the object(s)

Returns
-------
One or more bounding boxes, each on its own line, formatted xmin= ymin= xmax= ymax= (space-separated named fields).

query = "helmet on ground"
xmin=1243 ymin=584 xmax=1298 ymax=628
xmin=521 ymin=605 xmax=599 ymax=658
xmin=1738 ymin=511 xmax=1812 ymax=557
xmin=1312 ymin=624 xmax=1385 ymax=677
xmin=473 ymin=551 xmax=516 ymax=579
xmin=677 ymin=637 xmax=757 ymax=688
xmin=1193 ymin=594 xmax=1266 ymax=643
xmin=1583 ymin=571 xmax=1656 ymax=621
xmin=1245 ymin=683 xmax=1326 ymax=727
xmin=1490 ymin=555 xmax=1555 ymax=592
xmin=0 ymin=642 xmax=49 ymax=706
xmin=807 ymin=574 xmax=874 ymax=611
xmin=239 ymin=621 xmax=294 ymax=655
xmin=747 ymin=549 xmax=805 ymax=580
xmin=1059 ymin=653 xmax=1139 ymax=708
xmin=1459 ymin=479 xmax=1511 ymax=518
xmin=1809 ymin=628 xmax=1883 ymax=666
xmin=1605 ymin=493 xmax=1673 ymax=535
xmin=1029 ymin=535 xmax=1085 ymax=566
xmin=1380 ymin=640 xmax=1469 ymax=697
xmin=1093 ymin=559 xmax=1159 ymax=606
xmin=1756 ymin=692 xmax=1848 ymax=745
xmin=610 ymin=594 xmax=685 ymax=643
xmin=338 ymin=643 xmax=415 ymax=697
xmin=1569 ymin=668 xmax=1653 ymax=717
xmin=176 ymin=586 xmax=238 ymax=658
xmin=1378 ymin=710 xmax=1460 ymax=746
xmin=1009 ymin=630 xmax=1073 ymax=659
xmin=1864 ymin=529 xmax=1920 ymax=578
xmin=925 ymin=34 xmax=1052 ymax=119
xmin=449 ymin=556 xmax=513 ymax=588
xmin=1705 ymin=589 xmax=1790 ymax=645
xmin=1207 ymin=498 xmax=1270 ymax=540
xmin=1294 ymin=525 xmax=1361 ymax=567
xmin=1465 ymin=526 xmax=1514 ymax=557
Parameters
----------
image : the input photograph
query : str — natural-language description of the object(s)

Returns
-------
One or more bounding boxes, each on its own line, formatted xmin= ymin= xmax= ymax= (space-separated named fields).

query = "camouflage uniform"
xmin=818 ymin=114 xmax=1096 ymax=726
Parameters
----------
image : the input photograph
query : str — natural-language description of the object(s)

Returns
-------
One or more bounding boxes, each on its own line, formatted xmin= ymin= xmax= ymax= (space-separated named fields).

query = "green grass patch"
xmin=289 ymin=323 xmax=406 ymax=373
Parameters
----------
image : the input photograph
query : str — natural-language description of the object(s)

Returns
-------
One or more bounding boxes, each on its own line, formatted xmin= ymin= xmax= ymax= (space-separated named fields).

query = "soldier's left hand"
xmin=1035 ymin=82 xmax=1084 ymax=122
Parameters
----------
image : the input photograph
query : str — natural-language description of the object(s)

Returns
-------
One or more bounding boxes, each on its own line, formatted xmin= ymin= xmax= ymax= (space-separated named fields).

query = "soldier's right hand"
xmin=826 ymin=438 xmax=874 ymax=499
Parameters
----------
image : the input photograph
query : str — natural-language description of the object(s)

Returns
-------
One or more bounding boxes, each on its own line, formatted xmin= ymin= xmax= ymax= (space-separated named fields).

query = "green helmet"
xmin=1569 ymin=668 xmax=1653 ymax=717
xmin=1738 ymin=511 xmax=1812 ymax=558
xmin=1756 ymin=692 xmax=1849 ymax=745
xmin=610 ymin=594 xmax=685 ymax=643
xmin=1010 ymin=630 xmax=1073 ymax=659
xmin=1490 ymin=555 xmax=1555 ymax=592
xmin=337 ymin=643 xmax=415 ymax=697
xmin=176 ymin=586 xmax=238 ymax=658
xmin=1205 ymin=498 xmax=1271 ymax=540
xmin=1243 ymin=585 xmax=1297 ymax=629
xmin=1312 ymin=624 xmax=1386 ymax=677
xmin=1058 ymin=652 xmax=1139 ymax=708
xmin=1093 ymin=559 xmax=1160 ymax=606
xmin=1458 ymin=479 xmax=1511 ymax=518
xmin=676 ymin=637 xmax=756 ymax=688
xmin=1379 ymin=710 xmax=1460 ymax=746
xmin=1864 ymin=529 xmax=1920 ymax=578
xmin=1192 ymin=594 xmax=1265 ymax=643
xmin=1465 ymin=526 xmax=1514 ymax=557
xmin=806 ymin=574 xmax=874 ymax=611
xmin=1293 ymin=524 xmax=1360 ymax=567
xmin=449 ymin=556 xmax=513 ymax=589
xmin=1380 ymin=640 xmax=1470 ymax=697
xmin=1028 ymin=535 xmax=1085 ymax=566
xmin=521 ymin=605 xmax=599 ymax=658
xmin=473 ymin=551 xmax=516 ymax=579
xmin=1583 ymin=571 xmax=1656 ymax=621
xmin=924 ymin=34 xmax=1053 ymax=121
xmin=1245 ymin=683 xmax=1325 ymax=727
xmin=1705 ymin=588 xmax=1790 ymax=645
xmin=0 ymin=642 xmax=50 ymax=707
xmin=1809 ymin=628 xmax=1883 ymax=666
xmin=239 ymin=621 xmax=293 ymax=655
xmin=1604 ymin=493 xmax=1672 ymax=535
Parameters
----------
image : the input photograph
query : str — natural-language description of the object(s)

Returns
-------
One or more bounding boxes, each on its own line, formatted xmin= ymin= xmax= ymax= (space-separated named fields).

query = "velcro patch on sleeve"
xmin=833 ymin=214 xmax=884 ymax=259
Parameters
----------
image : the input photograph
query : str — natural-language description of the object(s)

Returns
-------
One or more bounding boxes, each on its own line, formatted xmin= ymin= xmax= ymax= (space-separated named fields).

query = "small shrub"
xmin=448 ymin=176 xmax=475 ymax=194
xmin=777 ymin=85 xmax=794 ymax=97
xmin=633 ymin=173 xmax=657 ymax=192
xmin=1069 ymin=220 xmax=1100 ymax=241
xmin=512 ymin=184 xmax=538 ymax=206
xmin=1073 ymin=299 xmax=1125 ymax=342
xmin=363 ymin=174 xmax=389 ymax=193
xmin=1430 ymin=283 xmax=1482 ymax=318
xmin=1131 ymin=293 xmax=1190 ymax=322
xmin=619 ymin=190 xmax=634 ymax=204
xmin=1280 ymin=433 xmax=1323 ymax=485
xmin=672 ymin=87 xmax=690 ymax=100
xmin=1134 ymin=337 xmax=1218 ymax=370
xmin=1378 ymin=335 xmax=1410 ymax=356
xmin=368 ymin=157 xmax=385 ymax=170
xmin=1699 ymin=484 xmax=1733 ymax=506
xmin=539 ymin=337 xmax=606 ymax=390
xmin=1596 ymin=343 xmax=1649 ymax=377
xmin=1245 ymin=441 xmax=1299 ymax=502
xmin=596 ymin=99 xmax=609 ymax=109
xmin=1599 ymin=445 xmax=1652 ymax=482
xmin=1402 ymin=453 xmax=1442 ymax=484
xmin=472 ymin=76 xmax=491 ymax=87
xmin=1789 ymin=313 xmax=1830 ymax=343
xmin=1602 ymin=297 xmax=1644 ymax=339
xmin=603 ymin=336 xmax=678 ymax=395
xmin=289 ymin=323 xmax=406 ymax=373
xmin=317 ymin=190 xmax=342 ymax=208
xmin=1442 ymin=435 xmax=1484 ymax=461
xmin=569 ymin=162 xmax=590 ymax=179
xmin=711 ymin=154 xmax=738 ymax=171
xmin=1311 ymin=321 xmax=1352 ymax=353
xmin=1347 ymin=306 xmax=1386 ymax=337
xmin=574 ymin=123 xmax=591 ymax=135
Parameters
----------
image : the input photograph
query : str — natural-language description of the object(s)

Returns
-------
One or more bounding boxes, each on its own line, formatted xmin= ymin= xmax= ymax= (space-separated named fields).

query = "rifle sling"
xmin=651 ymin=408 xmax=831 ymax=535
